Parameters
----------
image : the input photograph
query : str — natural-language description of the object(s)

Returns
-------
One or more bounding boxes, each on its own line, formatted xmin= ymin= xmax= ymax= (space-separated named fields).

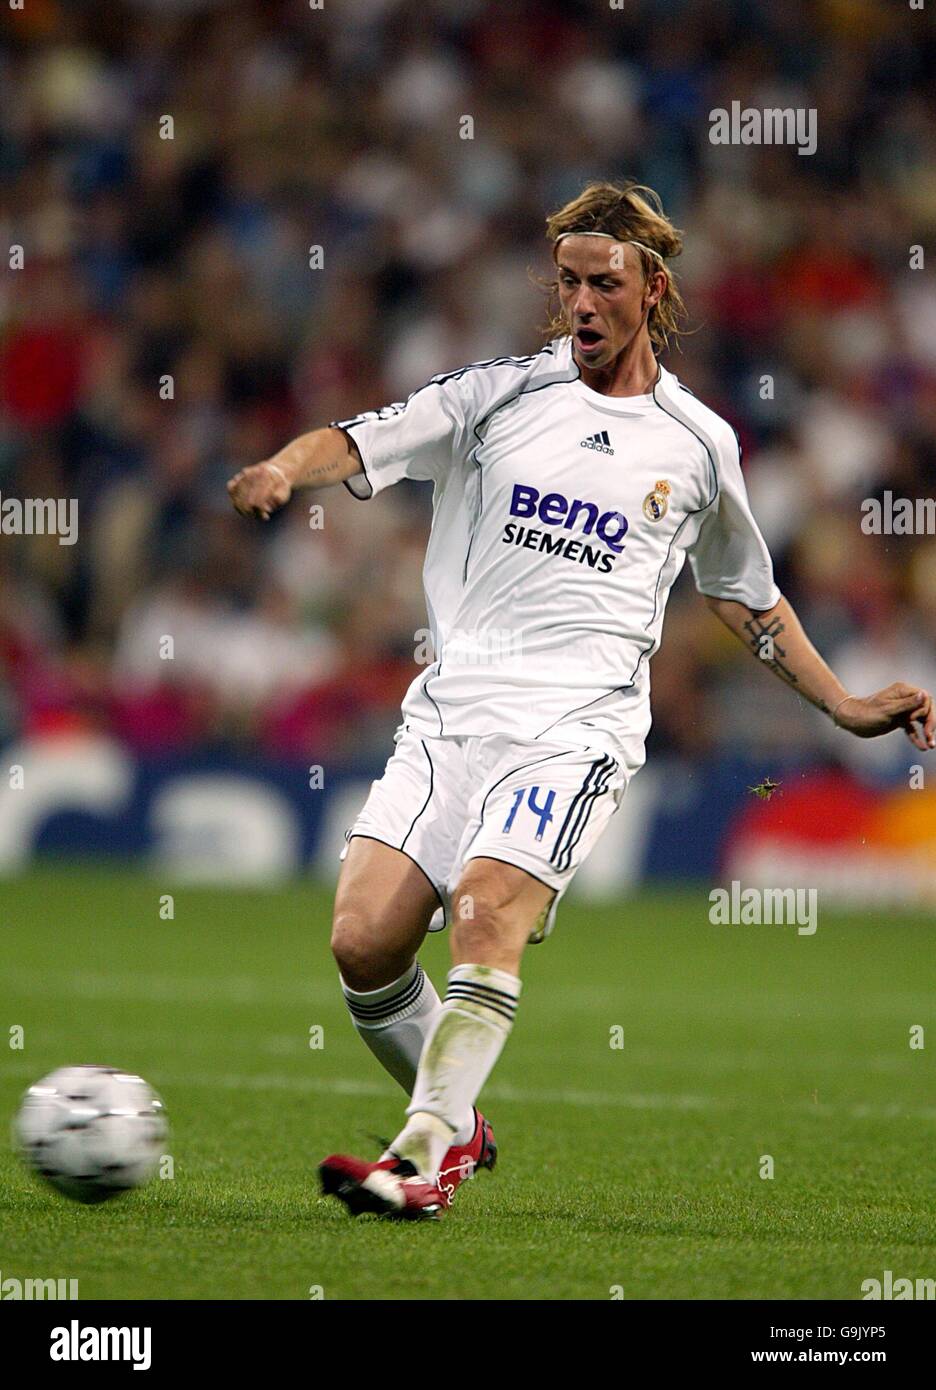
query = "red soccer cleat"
xmin=437 ymin=1108 xmax=497 ymax=1207
xmin=319 ymin=1153 xmax=446 ymax=1221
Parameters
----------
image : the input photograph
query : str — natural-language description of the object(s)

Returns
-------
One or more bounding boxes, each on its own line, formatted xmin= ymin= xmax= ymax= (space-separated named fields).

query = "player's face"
xmin=556 ymin=237 xmax=660 ymax=370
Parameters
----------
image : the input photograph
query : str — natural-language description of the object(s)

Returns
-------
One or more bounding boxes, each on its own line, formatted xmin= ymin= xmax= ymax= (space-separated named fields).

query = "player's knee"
xmin=449 ymin=867 xmax=518 ymax=957
xmin=330 ymin=908 xmax=386 ymax=990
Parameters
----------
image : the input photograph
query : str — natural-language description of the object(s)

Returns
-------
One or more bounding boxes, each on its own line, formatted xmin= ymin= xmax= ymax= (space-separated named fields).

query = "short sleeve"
xmin=688 ymin=434 xmax=781 ymax=611
xmin=331 ymin=377 xmax=468 ymax=501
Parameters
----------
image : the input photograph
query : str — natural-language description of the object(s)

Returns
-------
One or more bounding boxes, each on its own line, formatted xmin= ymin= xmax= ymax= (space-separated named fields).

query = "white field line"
xmin=3 ymin=1057 xmax=935 ymax=1122
xmin=0 ymin=966 xmax=927 ymax=1022
xmin=174 ymin=1075 xmax=936 ymax=1121
xmin=2 ymin=968 xmax=930 ymax=1081
xmin=0 ymin=1056 xmax=709 ymax=1110
xmin=2 ymin=1021 xmax=926 ymax=1078
xmin=0 ymin=966 xmax=330 ymax=1006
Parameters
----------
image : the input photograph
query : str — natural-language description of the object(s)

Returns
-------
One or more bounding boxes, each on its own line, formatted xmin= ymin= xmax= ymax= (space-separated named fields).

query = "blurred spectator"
xmin=1 ymin=0 xmax=934 ymax=780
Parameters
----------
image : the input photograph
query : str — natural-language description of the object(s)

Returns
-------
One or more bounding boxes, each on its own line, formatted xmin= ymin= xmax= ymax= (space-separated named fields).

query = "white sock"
xmin=342 ymin=962 xmax=475 ymax=1147
xmin=392 ymin=963 xmax=521 ymax=1179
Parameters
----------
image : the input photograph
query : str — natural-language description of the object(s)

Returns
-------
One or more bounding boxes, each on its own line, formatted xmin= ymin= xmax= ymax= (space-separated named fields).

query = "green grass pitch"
xmin=1 ymin=864 xmax=934 ymax=1300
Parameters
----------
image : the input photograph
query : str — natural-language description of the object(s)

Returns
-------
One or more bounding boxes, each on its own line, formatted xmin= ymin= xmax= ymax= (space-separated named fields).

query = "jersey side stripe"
xmin=412 ymin=663 xmax=445 ymax=735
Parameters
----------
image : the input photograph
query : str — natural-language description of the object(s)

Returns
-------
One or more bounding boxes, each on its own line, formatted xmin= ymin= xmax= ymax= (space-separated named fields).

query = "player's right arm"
xmin=229 ymin=361 xmax=514 ymax=519
xmin=226 ymin=427 xmax=363 ymax=521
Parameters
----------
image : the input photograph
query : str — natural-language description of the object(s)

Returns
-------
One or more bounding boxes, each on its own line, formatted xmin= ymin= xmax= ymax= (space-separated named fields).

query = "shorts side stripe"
xmin=554 ymin=759 xmax=616 ymax=872
xmin=549 ymin=756 xmax=612 ymax=870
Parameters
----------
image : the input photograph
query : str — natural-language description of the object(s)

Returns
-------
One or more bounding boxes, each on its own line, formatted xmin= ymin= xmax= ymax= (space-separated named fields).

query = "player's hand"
xmin=226 ymin=461 xmax=292 ymax=521
xmin=833 ymin=684 xmax=935 ymax=750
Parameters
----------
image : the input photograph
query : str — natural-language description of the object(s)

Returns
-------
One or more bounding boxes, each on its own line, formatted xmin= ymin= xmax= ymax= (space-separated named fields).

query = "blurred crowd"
xmin=1 ymin=0 xmax=934 ymax=777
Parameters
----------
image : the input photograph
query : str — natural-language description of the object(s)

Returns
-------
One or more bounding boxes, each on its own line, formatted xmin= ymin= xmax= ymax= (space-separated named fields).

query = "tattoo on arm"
xmin=308 ymin=455 xmax=353 ymax=486
xmin=742 ymin=616 xmax=799 ymax=687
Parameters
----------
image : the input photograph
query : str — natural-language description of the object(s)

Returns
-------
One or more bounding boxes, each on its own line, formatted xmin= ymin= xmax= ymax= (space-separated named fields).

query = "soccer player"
xmin=228 ymin=181 xmax=935 ymax=1220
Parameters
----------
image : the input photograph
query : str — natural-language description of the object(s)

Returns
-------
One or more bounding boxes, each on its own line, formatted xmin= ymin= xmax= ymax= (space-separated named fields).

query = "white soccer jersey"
xmin=333 ymin=336 xmax=780 ymax=771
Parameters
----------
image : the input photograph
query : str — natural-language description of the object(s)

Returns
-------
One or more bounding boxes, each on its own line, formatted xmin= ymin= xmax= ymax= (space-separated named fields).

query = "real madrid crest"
xmin=642 ymin=479 xmax=671 ymax=522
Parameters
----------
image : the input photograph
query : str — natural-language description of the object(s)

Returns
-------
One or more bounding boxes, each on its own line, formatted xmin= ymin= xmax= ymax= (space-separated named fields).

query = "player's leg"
xmin=388 ymin=856 xmax=552 ymax=1180
xmin=385 ymin=743 xmax=627 ymax=1190
xmin=321 ymin=739 xmax=620 ymax=1218
xmin=329 ymin=729 xmax=476 ymax=1147
xmin=332 ymin=835 xmax=438 ymax=989
xmin=330 ymin=835 xmax=444 ymax=1095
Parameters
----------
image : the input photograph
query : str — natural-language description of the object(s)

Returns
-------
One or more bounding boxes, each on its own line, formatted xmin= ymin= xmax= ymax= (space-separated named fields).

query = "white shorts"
xmin=339 ymin=725 xmax=629 ymax=941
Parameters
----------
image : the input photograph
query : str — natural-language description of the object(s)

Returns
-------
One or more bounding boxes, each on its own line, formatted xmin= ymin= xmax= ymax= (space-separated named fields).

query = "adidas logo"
xmin=580 ymin=430 xmax=614 ymax=455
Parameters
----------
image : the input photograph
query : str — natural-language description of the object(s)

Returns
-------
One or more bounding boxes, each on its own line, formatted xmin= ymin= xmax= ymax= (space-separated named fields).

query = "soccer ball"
xmin=13 ymin=1065 xmax=168 ymax=1205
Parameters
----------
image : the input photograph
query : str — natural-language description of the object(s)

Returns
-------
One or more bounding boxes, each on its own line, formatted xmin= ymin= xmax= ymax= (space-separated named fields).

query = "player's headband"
xmin=553 ymin=231 xmax=666 ymax=262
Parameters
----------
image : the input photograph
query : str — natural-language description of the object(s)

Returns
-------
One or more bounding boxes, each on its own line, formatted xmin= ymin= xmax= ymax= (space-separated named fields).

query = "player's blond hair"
xmin=542 ymin=181 xmax=688 ymax=353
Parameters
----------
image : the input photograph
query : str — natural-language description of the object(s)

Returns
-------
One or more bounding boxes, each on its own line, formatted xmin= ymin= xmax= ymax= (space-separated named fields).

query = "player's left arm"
xmin=704 ymin=593 xmax=936 ymax=750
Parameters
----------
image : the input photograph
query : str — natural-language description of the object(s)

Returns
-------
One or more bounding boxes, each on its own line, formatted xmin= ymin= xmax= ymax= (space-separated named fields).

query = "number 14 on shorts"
xmin=502 ymin=787 xmax=556 ymax=840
